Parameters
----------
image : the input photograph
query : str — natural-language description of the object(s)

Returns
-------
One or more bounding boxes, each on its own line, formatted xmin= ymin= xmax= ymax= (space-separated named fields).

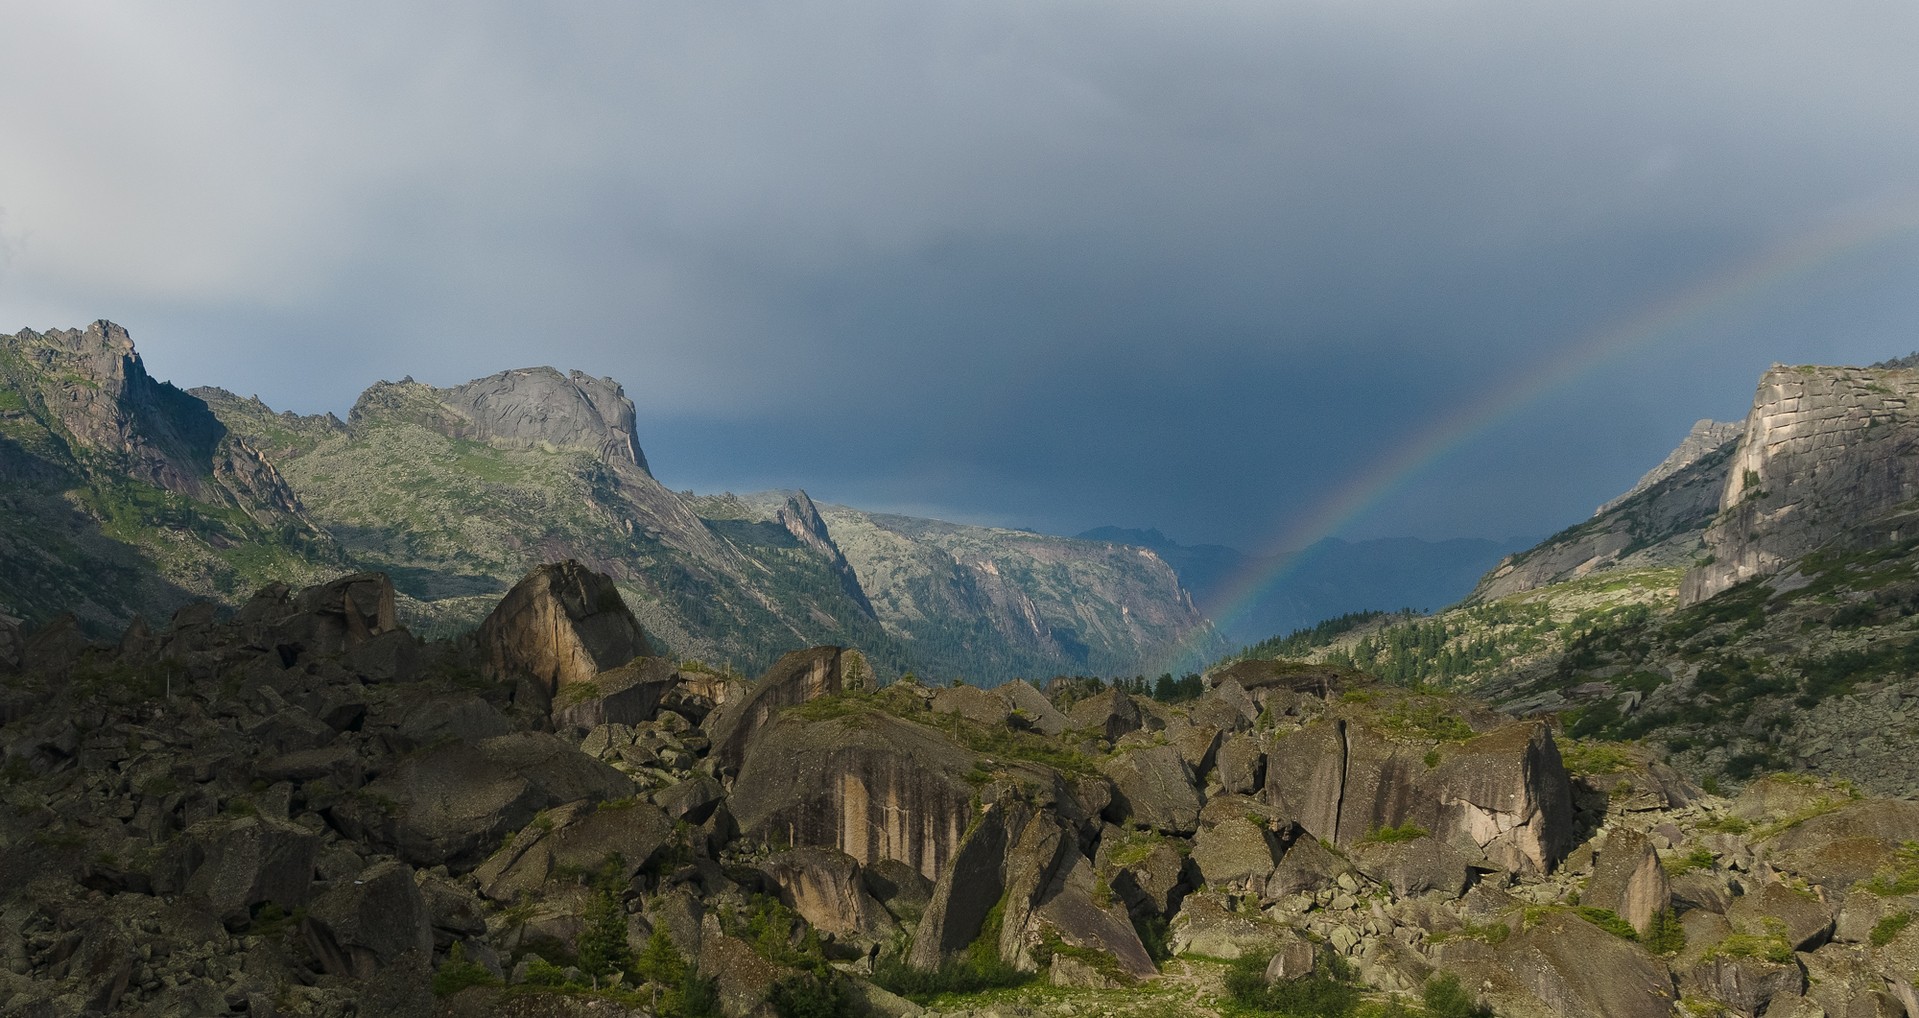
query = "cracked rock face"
xmin=730 ymin=709 xmax=978 ymax=882
xmin=705 ymin=645 xmax=875 ymax=773
xmin=1685 ymin=364 xmax=1919 ymax=603
xmin=477 ymin=560 xmax=653 ymax=696
xmin=1262 ymin=715 xmax=1573 ymax=876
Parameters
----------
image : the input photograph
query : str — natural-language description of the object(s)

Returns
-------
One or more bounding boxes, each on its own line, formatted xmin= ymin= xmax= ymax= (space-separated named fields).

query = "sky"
xmin=4 ymin=3 xmax=1919 ymax=556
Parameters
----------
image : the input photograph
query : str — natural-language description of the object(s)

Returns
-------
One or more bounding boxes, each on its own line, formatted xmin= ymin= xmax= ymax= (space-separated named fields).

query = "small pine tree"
xmin=577 ymin=888 xmax=634 ymax=986
xmin=637 ymin=926 xmax=688 ymax=1013
xmin=1422 ymin=972 xmax=1492 ymax=1018
xmin=1643 ymin=907 xmax=1687 ymax=955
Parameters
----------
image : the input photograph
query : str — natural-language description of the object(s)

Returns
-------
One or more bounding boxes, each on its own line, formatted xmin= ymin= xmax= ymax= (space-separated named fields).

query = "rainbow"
xmin=1157 ymin=192 xmax=1919 ymax=674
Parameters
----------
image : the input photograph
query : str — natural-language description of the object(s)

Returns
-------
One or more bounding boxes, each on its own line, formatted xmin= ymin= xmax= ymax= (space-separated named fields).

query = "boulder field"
xmin=1 ymin=563 xmax=1916 ymax=1017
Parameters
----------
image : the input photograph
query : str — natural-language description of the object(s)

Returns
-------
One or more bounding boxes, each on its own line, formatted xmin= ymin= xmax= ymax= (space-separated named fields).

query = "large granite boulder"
xmin=654 ymin=773 xmax=727 ymax=825
xmin=995 ymin=814 xmax=1076 ymax=970
xmin=1264 ymin=716 xmax=1435 ymax=849
xmin=1429 ymin=721 xmax=1574 ymax=875
xmin=697 ymin=930 xmax=789 ymax=1018
xmin=996 ymin=679 xmax=1069 ymax=736
xmin=330 ymin=732 xmax=635 ymax=870
xmin=1351 ymin=835 xmax=1480 ymax=899
xmin=251 ymin=573 xmax=403 ymax=662
xmin=731 ymin=709 xmax=978 ymax=881
xmin=758 ymin=848 xmax=897 ymax=943
xmin=1680 ymin=955 xmax=1807 ymax=1018
xmin=1209 ymin=660 xmax=1340 ymax=700
xmin=1769 ymin=800 xmax=1919 ymax=889
xmin=906 ymin=801 xmax=1020 ymax=970
xmin=706 ymin=645 xmax=876 ymax=773
xmin=1216 ymin=732 xmax=1265 ymax=795
xmin=303 ymin=859 xmax=433 ymax=979
xmin=474 ymin=799 xmax=673 ymax=901
xmin=1101 ymin=744 xmax=1203 ymax=835
xmin=1729 ymin=882 xmax=1835 ymax=953
xmin=1262 ymin=705 xmax=1572 ymax=878
xmin=1264 ymin=832 xmax=1356 ymax=900
xmin=1066 ymin=687 xmax=1143 ymax=743
xmin=477 ymin=561 xmax=652 ymax=696
xmin=1096 ymin=831 xmax=1190 ymax=919
xmin=1032 ymin=873 xmax=1158 ymax=982
xmin=931 ymin=683 xmax=1015 ymax=728
xmin=1584 ymin=829 xmax=1672 ymax=935
xmin=182 ymin=815 xmax=321 ymax=927
xmin=1495 ymin=910 xmax=1677 ymax=1018
xmin=1169 ymin=891 xmax=1298 ymax=960
xmin=550 ymin=656 xmax=679 ymax=734
xmin=1189 ymin=817 xmax=1280 ymax=889
xmin=1189 ymin=677 xmax=1259 ymax=733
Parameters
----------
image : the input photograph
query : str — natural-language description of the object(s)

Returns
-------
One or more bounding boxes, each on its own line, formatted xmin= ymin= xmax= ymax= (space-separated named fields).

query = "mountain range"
xmin=0 ymin=321 xmax=1225 ymax=681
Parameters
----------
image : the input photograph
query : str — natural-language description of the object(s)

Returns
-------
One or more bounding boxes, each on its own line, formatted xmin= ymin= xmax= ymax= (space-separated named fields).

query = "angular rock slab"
xmin=1496 ymin=910 xmax=1677 ymax=1018
xmin=1100 ymin=744 xmax=1203 ymax=835
xmin=475 ymin=799 xmax=673 ymax=901
xmin=331 ymin=731 xmax=634 ymax=870
xmin=706 ymin=645 xmax=876 ymax=772
xmin=551 ymin=655 xmax=679 ymax=734
xmin=1189 ymin=817 xmax=1280 ymax=889
xmin=1585 ymin=829 xmax=1672 ymax=935
xmin=1430 ymin=721 xmax=1574 ymax=876
xmin=477 ymin=560 xmax=652 ymax=696
xmin=303 ymin=859 xmax=433 ymax=979
xmin=183 ymin=815 xmax=321 ymax=927
xmin=758 ymin=847 xmax=897 ymax=942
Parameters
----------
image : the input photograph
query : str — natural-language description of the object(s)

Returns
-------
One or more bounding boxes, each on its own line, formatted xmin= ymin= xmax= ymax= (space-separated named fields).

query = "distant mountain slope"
xmin=1470 ymin=420 xmax=1738 ymax=602
xmin=697 ymin=495 xmax=1224 ymax=681
xmin=199 ymin=371 xmax=906 ymax=671
xmin=0 ymin=322 xmax=342 ymax=628
xmin=1595 ymin=418 xmax=1742 ymax=515
xmin=1077 ymin=526 xmax=1521 ymax=646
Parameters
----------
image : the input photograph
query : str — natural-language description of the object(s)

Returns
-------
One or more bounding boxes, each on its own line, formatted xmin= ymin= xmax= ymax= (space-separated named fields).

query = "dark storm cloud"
xmin=4 ymin=2 xmax=1918 ymax=548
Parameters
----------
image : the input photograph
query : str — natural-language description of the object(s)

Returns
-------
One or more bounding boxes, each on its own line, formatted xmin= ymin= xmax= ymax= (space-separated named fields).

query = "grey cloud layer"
xmin=3 ymin=1 xmax=1917 ymax=548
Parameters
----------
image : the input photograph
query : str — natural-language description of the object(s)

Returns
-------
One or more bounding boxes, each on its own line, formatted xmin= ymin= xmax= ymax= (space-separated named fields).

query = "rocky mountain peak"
xmin=776 ymin=491 xmax=877 ymax=618
xmin=0 ymin=321 xmax=295 ymax=507
xmin=439 ymin=367 xmax=649 ymax=473
xmin=343 ymin=367 xmax=651 ymax=473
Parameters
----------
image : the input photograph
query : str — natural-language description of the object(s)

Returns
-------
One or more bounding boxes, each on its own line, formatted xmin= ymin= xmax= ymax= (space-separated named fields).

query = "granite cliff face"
xmin=818 ymin=505 xmax=1224 ymax=677
xmin=1683 ymin=364 xmax=1919 ymax=603
xmin=201 ymin=374 xmax=897 ymax=671
xmin=1278 ymin=357 xmax=1919 ymax=798
xmin=1 ymin=321 xmax=301 ymax=512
